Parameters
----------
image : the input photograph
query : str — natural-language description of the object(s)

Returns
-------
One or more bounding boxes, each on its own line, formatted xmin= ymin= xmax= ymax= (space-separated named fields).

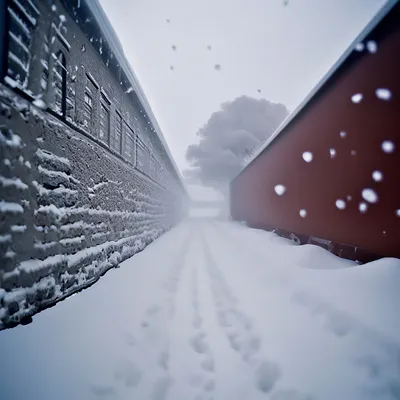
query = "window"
xmin=83 ymin=92 xmax=93 ymax=132
xmin=136 ymin=136 xmax=150 ymax=175
xmin=6 ymin=0 xmax=39 ymax=88
xmin=83 ymin=74 xmax=97 ymax=134
xmin=152 ymin=157 xmax=162 ymax=183
xmin=123 ymin=122 xmax=135 ymax=163
xmin=40 ymin=59 xmax=49 ymax=92
xmin=66 ymin=75 xmax=75 ymax=123
xmin=53 ymin=51 xmax=67 ymax=117
xmin=112 ymin=112 xmax=122 ymax=154
xmin=99 ymin=94 xmax=110 ymax=145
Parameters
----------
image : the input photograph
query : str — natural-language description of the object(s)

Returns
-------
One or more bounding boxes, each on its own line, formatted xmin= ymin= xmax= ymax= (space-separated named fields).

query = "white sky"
xmin=99 ymin=0 xmax=385 ymax=169
xmin=99 ymin=0 xmax=385 ymax=200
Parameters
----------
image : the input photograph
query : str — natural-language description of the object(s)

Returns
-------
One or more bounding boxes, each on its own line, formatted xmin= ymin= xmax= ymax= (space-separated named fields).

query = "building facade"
xmin=230 ymin=1 xmax=400 ymax=262
xmin=0 ymin=0 xmax=187 ymax=329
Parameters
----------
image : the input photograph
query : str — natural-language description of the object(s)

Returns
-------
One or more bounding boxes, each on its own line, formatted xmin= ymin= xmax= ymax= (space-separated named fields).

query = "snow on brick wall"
xmin=0 ymin=86 xmax=186 ymax=329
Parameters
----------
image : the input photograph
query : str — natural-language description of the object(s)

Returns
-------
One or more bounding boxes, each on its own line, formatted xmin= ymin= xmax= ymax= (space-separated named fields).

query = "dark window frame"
xmin=99 ymin=93 xmax=111 ymax=145
xmin=53 ymin=50 xmax=67 ymax=117
xmin=83 ymin=90 xmax=93 ymax=133
xmin=113 ymin=111 xmax=123 ymax=154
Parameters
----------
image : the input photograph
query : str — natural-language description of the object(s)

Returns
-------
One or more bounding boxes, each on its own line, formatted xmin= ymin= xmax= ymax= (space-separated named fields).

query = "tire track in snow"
xmin=148 ymin=230 xmax=198 ymax=400
xmin=188 ymin=260 xmax=217 ymax=399
xmin=200 ymin=227 xmax=282 ymax=395
xmin=108 ymin=230 xmax=195 ymax=399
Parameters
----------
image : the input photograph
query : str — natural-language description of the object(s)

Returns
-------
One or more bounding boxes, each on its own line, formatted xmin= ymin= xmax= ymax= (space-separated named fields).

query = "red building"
xmin=230 ymin=1 xmax=400 ymax=262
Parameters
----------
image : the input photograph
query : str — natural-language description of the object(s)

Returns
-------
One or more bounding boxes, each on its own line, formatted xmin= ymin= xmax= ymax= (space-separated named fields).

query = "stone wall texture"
xmin=0 ymin=0 xmax=187 ymax=329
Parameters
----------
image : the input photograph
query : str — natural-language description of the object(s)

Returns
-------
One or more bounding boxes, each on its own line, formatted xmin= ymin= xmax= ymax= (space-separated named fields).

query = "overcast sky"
xmin=99 ymin=0 xmax=385 ymax=200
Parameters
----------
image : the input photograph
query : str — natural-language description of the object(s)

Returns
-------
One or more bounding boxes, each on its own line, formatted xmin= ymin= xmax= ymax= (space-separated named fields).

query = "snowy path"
xmin=0 ymin=219 xmax=400 ymax=400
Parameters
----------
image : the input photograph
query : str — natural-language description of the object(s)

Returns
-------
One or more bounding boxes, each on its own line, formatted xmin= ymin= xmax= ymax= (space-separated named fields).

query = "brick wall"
xmin=0 ymin=0 xmax=187 ymax=329
xmin=0 ymin=85 xmax=186 ymax=328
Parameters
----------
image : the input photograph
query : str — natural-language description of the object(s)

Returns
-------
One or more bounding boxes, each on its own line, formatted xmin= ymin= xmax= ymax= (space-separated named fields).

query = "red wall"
xmin=230 ymin=4 xmax=400 ymax=259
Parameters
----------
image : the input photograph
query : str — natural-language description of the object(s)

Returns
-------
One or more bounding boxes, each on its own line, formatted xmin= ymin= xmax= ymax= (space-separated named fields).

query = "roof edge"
xmin=231 ymin=0 xmax=398 ymax=183
xmin=87 ymin=0 xmax=186 ymax=191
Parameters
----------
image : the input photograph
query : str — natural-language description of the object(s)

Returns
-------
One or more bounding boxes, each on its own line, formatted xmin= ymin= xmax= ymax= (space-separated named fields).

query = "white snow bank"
xmin=291 ymin=244 xmax=356 ymax=269
xmin=0 ymin=219 xmax=398 ymax=400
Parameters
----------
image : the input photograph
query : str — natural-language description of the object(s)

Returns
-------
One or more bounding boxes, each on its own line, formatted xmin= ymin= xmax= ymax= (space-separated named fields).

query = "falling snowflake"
xmin=335 ymin=199 xmax=346 ymax=210
xmin=375 ymin=88 xmax=392 ymax=101
xmin=302 ymin=151 xmax=313 ymax=163
xmin=330 ymin=148 xmax=336 ymax=158
xmin=299 ymin=209 xmax=307 ymax=218
xmin=355 ymin=42 xmax=364 ymax=51
xmin=382 ymin=140 xmax=395 ymax=153
xmin=166 ymin=18 xmax=170 ymax=23
xmin=351 ymin=93 xmax=363 ymax=103
xmin=274 ymin=184 xmax=286 ymax=196
xmin=214 ymin=64 xmax=222 ymax=71
xmin=359 ymin=202 xmax=368 ymax=213
xmin=207 ymin=45 xmax=212 ymax=50
xmin=372 ymin=170 xmax=383 ymax=182
xmin=170 ymin=65 xmax=174 ymax=71
xmin=171 ymin=45 xmax=177 ymax=51
xmin=362 ymin=188 xmax=378 ymax=203
xmin=367 ymin=40 xmax=378 ymax=53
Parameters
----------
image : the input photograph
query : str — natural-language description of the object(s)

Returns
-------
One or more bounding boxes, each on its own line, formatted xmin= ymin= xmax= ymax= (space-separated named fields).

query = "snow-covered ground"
xmin=0 ymin=219 xmax=399 ymax=400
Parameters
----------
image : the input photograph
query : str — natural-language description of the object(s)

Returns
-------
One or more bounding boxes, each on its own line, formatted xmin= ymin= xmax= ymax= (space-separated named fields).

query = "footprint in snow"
xmin=204 ymin=379 xmax=215 ymax=392
xmin=323 ymin=309 xmax=353 ymax=337
xmin=291 ymin=292 xmax=311 ymax=307
xmin=235 ymin=311 xmax=253 ymax=331
xmin=355 ymin=354 xmax=382 ymax=379
xmin=242 ymin=335 xmax=262 ymax=362
xmin=158 ymin=350 xmax=169 ymax=370
xmin=227 ymin=331 xmax=242 ymax=353
xmin=147 ymin=305 xmax=161 ymax=315
xmin=270 ymin=389 xmax=314 ymax=400
xmin=255 ymin=360 xmax=281 ymax=393
xmin=190 ymin=332 xmax=209 ymax=354
xmin=91 ymin=384 xmax=116 ymax=397
xmin=193 ymin=395 xmax=215 ymax=400
xmin=113 ymin=359 xmax=142 ymax=387
xmin=122 ymin=332 xmax=136 ymax=347
xmin=292 ymin=292 xmax=353 ymax=337
xmin=188 ymin=373 xmax=204 ymax=388
xmin=151 ymin=376 xmax=172 ymax=400
xmin=217 ymin=310 xmax=232 ymax=328
xmin=200 ymin=356 xmax=215 ymax=372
